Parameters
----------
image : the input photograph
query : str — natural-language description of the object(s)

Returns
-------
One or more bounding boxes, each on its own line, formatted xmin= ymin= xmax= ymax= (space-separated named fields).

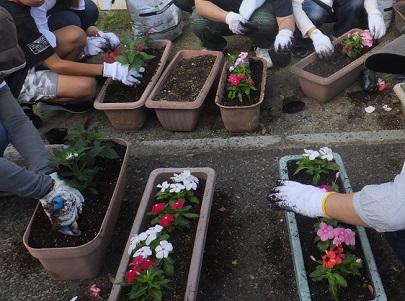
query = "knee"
xmin=64 ymin=25 xmax=87 ymax=49
xmin=83 ymin=77 xmax=97 ymax=99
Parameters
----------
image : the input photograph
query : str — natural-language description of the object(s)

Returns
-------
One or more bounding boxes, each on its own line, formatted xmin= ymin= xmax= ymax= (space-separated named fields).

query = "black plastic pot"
xmin=269 ymin=49 xmax=292 ymax=68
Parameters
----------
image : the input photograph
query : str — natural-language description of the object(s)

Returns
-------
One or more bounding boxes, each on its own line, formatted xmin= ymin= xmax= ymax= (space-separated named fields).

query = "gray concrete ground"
xmin=1 ymin=15 xmax=405 ymax=301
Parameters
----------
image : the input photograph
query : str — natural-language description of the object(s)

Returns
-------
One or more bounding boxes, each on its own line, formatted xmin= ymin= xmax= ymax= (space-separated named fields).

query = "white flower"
xmin=319 ymin=147 xmax=334 ymax=161
xmin=171 ymin=170 xmax=189 ymax=183
xmin=382 ymin=104 xmax=392 ymax=112
xmin=302 ymin=149 xmax=319 ymax=160
xmin=143 ymin=226 xmax=162 ymax=245
xmin=170 ymin=170 xmax=199 ymax=190
xmin=157 ymin=181 xmax=170 ymax=192
xmin=128 ymin=234 xmax=141 ymax=254
xmin=365 ymin=106 xmax=375 ymax=113
xmin=155 ymin=240 xmax=173 ymax=259
xmin=169 ymin=183 xmax=185 ymax=193
xmin=133 ymin=246 xmax=152 ymax=258
xmin=65 ymin=152 xmax=78 ymax=160
xmin=152 ymin=224 xmax=163 ymax=233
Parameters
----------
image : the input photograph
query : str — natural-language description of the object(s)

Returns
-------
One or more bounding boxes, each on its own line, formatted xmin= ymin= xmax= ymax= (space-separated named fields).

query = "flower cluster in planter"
xmin=104 ymin=27 xmax=156 ymax=72
xmin=226 ymin=52 xmax=257 ymax=102
xmin=340 ymin=29 xmax=374 ymax=59
xmin=119 ymin=170 xmax=201 ymax=300
xmin=51 ymin=122 xmax=119 ymax=193
xmin=294 ymin=147 xmax=364 ymax=301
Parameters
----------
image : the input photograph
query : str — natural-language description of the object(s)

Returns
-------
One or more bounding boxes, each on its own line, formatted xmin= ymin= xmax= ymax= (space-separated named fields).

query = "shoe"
xmin=37 ymin=101 xmax=93 ymax=114
xmin=254 ymin=47 xmax=273 ymax=69
xmin=291 ymin=46 xmax=309 ymax=58
xmin=19 ymin=102 xmax=43 ymax=128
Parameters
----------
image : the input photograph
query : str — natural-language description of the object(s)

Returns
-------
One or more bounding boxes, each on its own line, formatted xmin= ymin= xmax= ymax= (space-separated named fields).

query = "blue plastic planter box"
xmin=279 ymin=153 xmax=387 ymax=301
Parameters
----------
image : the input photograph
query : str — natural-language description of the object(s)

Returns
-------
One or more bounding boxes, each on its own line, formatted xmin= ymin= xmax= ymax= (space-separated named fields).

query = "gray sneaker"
xmin=254 ymin=47 xmax=273 ymax=69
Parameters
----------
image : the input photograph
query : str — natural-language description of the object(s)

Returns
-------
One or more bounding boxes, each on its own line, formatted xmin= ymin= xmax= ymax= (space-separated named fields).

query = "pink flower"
xmin=134 ymin=44 xmax=143 ymax=51
xmin=317 ymin=222 xmax=335 ymax=241
xmin=152 ymin=203 xmax=165 ymax=215
xmin=237 ymin=74 xmax=247 ymax=80
xmin=248 ymin=78 xmax=254 ymax=85
xmin=89 ymin=284 xmax=101 ymax=299
xmin=317 ymin=184 xmax=332 ymax=192
xmin=361 ymin=30 xmax=373 ymax=47
xmin=159 ymin=213 xmax=174 ymax=227
xmin=343 ymin=228 xmax=356 ymax=245
xmin=228 ymin=75 xmax=240 ymax=86
xmin=238 ymin=52 xmax=248 ymax=59
xmin=172 ymin=200 xmax=184 ymax=209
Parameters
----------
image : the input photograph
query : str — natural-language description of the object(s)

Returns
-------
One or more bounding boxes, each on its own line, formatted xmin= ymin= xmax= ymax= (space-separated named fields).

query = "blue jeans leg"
xmin=395 ymin=74 xmax=405 ymax=84
xmin=48 ymin=0 xmax=99 ymax=31
xmin=0 ymin=122 xmax=8 ymax=157
xmin=384 ymin=230 xmax=405 ymax=266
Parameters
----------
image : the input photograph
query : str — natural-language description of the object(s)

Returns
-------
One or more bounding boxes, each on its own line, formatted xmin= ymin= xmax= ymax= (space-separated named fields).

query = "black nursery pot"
xmin=269 ymin=49 xmax=292 ymax=68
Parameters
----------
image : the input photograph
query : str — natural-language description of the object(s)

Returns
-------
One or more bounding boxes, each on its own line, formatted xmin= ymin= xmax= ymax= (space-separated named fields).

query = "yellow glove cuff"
xmin=322 ymin=192 xmax=336 ymax=219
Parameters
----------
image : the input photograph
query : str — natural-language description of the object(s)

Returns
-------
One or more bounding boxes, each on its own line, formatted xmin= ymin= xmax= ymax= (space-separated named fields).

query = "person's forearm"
xmin=364 ymin=0 xmax=382 ymax=16
xmin=44 ymin=53 xmax=103 ymax=76
xmin=324 ymin=193 xmax=369 ymax=227
xmin=276 ymin=15 xmax=295 ymax=32
xmin=195 ymin=0 xmax=228 ymax=23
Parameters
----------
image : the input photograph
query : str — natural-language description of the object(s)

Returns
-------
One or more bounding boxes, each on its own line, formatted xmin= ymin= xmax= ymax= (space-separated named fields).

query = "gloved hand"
xmin=225 ymin=12 xmax=247 ymax=35
xmin=97 ymin=31 xmax=121 ymax=50
xmin=310 ymin=29 xmax=334 ymax=59
xmin=103 ymin=62 xmax=144 ymax=86
xmin=239 ymin=0 xmax=266 ymax=20
xmin=274 ymin=29 xmax=294 ymax=52
xmin=83 ymin=36 xmax=108 ymax=56
xmin=268 ymin=180 xmax=334 ymax=218
xmin=368 ymin=13 xmax=386 ymax=39
xmin=39 ymin=172 xmax=84 ymax=236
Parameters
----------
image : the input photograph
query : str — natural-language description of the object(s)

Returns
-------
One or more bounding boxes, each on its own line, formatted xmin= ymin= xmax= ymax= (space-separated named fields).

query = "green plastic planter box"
xmin=278 ymin=153 xmax=387 ymax=301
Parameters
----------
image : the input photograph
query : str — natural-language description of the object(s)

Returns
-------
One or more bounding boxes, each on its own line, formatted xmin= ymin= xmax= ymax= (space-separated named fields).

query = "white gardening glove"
xmin=83 ymin=36 xmax=108 ymax=56
xmin=239 ymin=0 xmax=266 ymax=20
xmin=368 ymin=13 xmax=386 ymax=39
xmin=97 ymin=30 xmax=121 ymax=50
xmin=268 ymin=180 xmax=333 ymax=218
xmin=225 ymin=12 xmax=247 ymax=35
xmin=274 ymin=29 xmax=294 ymax=52
xmin=103 ymin=62 xmax=144 ymax=86
xmin=39 ymin=172 xmax=84 ymax=236
xmin=310 ymin=29 xmax=334 ymax=59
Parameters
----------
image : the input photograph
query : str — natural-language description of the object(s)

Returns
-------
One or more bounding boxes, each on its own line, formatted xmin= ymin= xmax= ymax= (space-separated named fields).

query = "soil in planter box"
xmin=104 ymin=48 xmax=164 ymax=104
xmin=287 ymin=161 xmax=374 ymax=301
xmin=28 ymin=144 xmax=126 ymax=248
xmin=152 ymin=55 xmax=217 ymax=102
xmin=219 ymin=59 xmax=263 ymax=107
xmin=120 ymin=180 xmax=206 ymax=301
xmin=303 ymin=44 xmax=375 ymax=78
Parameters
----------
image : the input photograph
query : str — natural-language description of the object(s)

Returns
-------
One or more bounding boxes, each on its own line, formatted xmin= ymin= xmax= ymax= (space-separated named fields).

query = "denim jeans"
xmin=294 ymin=0 xmax=364 ymax=47
xmin=47 ymin=0 xmax=99 ymax=31
xmin=0 ymin=122 xmax=8 ymax=157
xmin=385 ymin=230 xmax=405 ymax=266
xmin=395 ymin=74 xmax=405 ymax=84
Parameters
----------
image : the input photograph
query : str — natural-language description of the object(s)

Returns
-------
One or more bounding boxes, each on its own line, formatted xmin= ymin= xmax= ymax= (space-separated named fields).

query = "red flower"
xmin=140 ymin=259 xmax=157 ymax=270
xmin=237 ymin=74 xmax=247 ymax=80
xmin=343 ymin=45 xmax=352 ymax=53
xmin=152 ymin=203 xmax=165 ymax=215
xmin=330 ymin=244 xmax=345 ymax=265
xmin=125 ymin=267 xmax=141 ymax=283
xmin=172 ymin=200 xmax=184 ymax=209
xmin=104 ymin=49 xmax=120 ymax=64
xmin=159 ymin=213 xmax=174 ymax=227
xmin=322 ymin=250 xmax=337 ymax=269
xmin=134 ymin=44 xmax=143 ymax=51
xmin=129 ymin=255 xmax=145 ymax=267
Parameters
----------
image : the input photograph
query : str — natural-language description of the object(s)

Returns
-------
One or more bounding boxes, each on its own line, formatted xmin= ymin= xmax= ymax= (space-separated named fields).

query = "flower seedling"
xmin=294 ymin=147 xmax=340 ymax=185
xmin=226 ymin=52 xmax=257 ymax=102
xmin=341 ymin=30 xmax=374 ymax=59
xmin=310 ymin=218 xmax=363 ymax=301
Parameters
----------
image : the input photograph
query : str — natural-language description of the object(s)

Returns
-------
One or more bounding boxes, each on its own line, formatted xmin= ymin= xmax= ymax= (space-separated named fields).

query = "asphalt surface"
xmin=1 ymin=17 xmax=405 ymax=301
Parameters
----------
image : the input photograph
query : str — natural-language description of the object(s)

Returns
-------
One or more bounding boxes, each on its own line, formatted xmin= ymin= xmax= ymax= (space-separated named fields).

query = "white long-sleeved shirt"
xmin=292 ymin=0 xmax=382 ymax=37
xmin=30 ymin=0 xmax=86 ymax=48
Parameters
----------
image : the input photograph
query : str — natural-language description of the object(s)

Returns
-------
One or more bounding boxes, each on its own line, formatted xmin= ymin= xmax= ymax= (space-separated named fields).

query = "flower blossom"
xmin=171 ymin=170 xmax=199 ymax=190
xmin=89 ymin=284 xmax=101 ymax=299
xmin=157 ymin=181 xmax=170 ymax=192
xmin=155 ymin=240 xmax=173 ymax=259
xmin=160 ymin=213 xmax=175 ymax=227
xmin=65 ymin=152 xmax=78 ymax=160
xmin=133 ymin=246 xmax=152 ymax=258
xmin=302 ymin=149 xmax=319 ymax=160
xmin=330 ymin=244 xmax=345 ymax=265
xmin=169 ymin=183 xmax=185 ymax=193
xmin=361 ymin=30 xmax=373 ymax=47
xmin=317 ymin=184 xmax=332 ymax=192
xmin=343 ymin=45 xmax=352 ymax=53
xmin=134 ymin=44 xmax=143 ymax=51
xmin=172 ymin=200 xmax=184 ymax=209
xmin=319 ymin=147 xmax=334 ymax=161
xmin=228 ymin=75 xmax=240 ymax=86
xmin=152 ymin=203 xmax=165 ymax=215
xmin=317 ymin=222 xmax=335 ymax=241
xmin=322 ymin=250 xmax=337 ymax=268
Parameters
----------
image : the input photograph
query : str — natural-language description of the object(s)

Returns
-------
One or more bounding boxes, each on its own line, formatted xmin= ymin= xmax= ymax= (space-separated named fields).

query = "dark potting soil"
xmin=286 ymin=161 xmax=374 ymax=301
xmin=219 ymin=59 xmax=263 ymax=107
xmin=120 ymin=180 xmax=206 ymax=301
xmin=28 ymin=143 xmax=126 ymax=248
xmin=103 ymin=47 xmax=165 ymax=103
xmin=152 ymin=55 xmax=217 ymax=102
xmin=303 ymin=43 xmax=374 ymax=78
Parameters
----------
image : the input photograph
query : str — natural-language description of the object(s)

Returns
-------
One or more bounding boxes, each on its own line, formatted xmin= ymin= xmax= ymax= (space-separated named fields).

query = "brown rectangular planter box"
xmin=215 ymin=57 xmax=267 ymax=134
xmin=108 ymin=167 xmax=216 ymax=301
xmin=22 ymin=138 xmax=130 ymax=280
xmin=394 ymin=1 xmax=405 ymax=33
xmin=94 ymin=40 xmax=172 ymax=130
xmin=290 ymin=29 xmax=387 ymax=103
xmin=145 ymin=50 xmax=224 ymax=131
